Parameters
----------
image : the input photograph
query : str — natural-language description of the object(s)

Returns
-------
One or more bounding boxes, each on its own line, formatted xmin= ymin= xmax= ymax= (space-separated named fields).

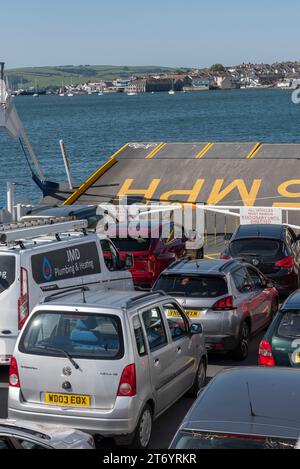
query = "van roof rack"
xmin=43 ymin=286 xmax=90 ymax=303
xmin=125 ymin=291 xmax=167 ymax=308
xmin=0 ymin=218 xmax=88 ymax=244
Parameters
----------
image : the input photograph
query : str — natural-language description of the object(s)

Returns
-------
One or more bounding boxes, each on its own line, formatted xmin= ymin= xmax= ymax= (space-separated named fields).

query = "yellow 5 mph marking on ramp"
xmin=205 ymin=253 xmax=221 ymax=260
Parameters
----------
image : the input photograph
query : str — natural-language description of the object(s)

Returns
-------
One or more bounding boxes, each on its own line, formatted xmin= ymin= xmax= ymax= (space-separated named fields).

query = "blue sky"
xmin=2 ymin=0 xmax=300 ymax=68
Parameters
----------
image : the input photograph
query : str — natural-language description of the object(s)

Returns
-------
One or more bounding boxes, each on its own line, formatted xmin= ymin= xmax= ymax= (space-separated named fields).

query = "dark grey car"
xmin=153 ymin=259 xmax=279 ymax=360
xmin=170 ymin=367 xmax=300 ymax=449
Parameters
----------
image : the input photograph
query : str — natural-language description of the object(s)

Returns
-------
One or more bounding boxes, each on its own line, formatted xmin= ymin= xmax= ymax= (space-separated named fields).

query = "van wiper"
xmin=35 ymin=345 xmax=80 ymax=370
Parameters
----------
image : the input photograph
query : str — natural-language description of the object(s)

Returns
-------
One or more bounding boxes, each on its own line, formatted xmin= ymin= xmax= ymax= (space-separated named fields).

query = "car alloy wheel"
xmin=190 ymin=359 xmax=206 ymax=396
xmin=137 ymin=406 xmax=153 ymax=449
xmin=232 ymin=321 xmax=250 ymax=361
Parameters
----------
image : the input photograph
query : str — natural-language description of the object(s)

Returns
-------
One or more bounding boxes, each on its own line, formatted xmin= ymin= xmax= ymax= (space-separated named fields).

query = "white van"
xmin=0 ymin=220 xmax=134 ymax=365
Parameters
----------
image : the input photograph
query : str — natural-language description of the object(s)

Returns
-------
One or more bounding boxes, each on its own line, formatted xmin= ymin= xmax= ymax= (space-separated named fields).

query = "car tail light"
xmin=117 ymin=364 xmax=136 ymax=397
xmin=258 ymin=340 xmax=275 ymax=366
xmin=275 ymin=256 xmax=294 ymax=269
xmin=148 ymin=255 xmax=156 ymax=262
xmin=18 ymin=267 xmax=29 ymax=330
xmin=9 ymin=357 xmax=20 ymax=388
xmin=212 ymin=296 xmax=236 ymax=311
xmin=221 ymin=254 xmax=231 ymax=260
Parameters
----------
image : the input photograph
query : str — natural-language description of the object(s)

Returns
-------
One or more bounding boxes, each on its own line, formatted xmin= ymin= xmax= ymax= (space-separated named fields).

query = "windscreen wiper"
xmin=35 ymin=345 xmax=80 ymax=370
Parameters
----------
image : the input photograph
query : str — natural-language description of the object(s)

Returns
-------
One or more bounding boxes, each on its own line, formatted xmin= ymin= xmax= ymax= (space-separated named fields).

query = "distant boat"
xmin=67 ymin=92 xmax=74 ymax=97
xmin=168 ymin=89 xmax=175 ymax=95
xmin=127 ymin=91 xmax=137 ymax=96
xmin=98 ymin=91 xmax=104 ymax=96
xmin=33 ymin=93 xmax=39 ymax=98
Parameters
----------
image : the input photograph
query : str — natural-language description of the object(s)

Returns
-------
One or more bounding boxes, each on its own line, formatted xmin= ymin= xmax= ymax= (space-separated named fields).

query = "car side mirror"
xmin=124 ymin=253 xmax=134 ymax=270
xmin=190 ymin=323 xmax=203 ymax=335
xmin=224 ymin=234 xmax=233 ymax=241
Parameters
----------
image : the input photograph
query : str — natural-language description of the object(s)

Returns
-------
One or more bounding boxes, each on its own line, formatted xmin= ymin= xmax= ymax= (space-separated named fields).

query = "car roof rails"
xmin=0 ymin=218 xmax=88 ymax=245
xmin=43 ymin=286 xmax=90 ymax=303
xmin=125 ymin=291 xmax=167 ymax=309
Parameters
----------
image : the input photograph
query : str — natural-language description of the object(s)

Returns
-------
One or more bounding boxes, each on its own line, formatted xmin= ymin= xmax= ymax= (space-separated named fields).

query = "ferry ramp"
xmin=63 ymin=141 xmax=300 ymax=230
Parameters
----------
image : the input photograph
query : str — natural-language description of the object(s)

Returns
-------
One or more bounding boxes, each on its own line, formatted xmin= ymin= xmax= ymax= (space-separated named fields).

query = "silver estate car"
xmin=154 ymin=259 xmax=279 ymax=360
xmin=8 ymin=290 xmax=207 ymax=449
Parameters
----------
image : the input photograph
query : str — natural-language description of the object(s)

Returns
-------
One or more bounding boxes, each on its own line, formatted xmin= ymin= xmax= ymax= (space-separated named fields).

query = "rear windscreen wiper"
xmin=168 ymin=291 xmax=187 ymax=297
xmin=35 ymin=345 xmax=80 ymax=370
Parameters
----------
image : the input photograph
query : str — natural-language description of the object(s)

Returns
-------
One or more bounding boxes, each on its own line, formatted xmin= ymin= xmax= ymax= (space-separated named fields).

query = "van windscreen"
xmin=20 ymin=312 xmax=124 ymax=360
xmin=0 ymin=255 xmax=16 ymax=294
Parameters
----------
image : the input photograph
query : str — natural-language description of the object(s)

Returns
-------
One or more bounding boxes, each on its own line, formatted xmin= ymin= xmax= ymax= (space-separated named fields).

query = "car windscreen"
xmin=277 ymin=311 xmax=300 ymax=338
xmin=230 ymin=239 xmax=283 ymax=257
xmin=19 ymin=311 xmax=124 ymax=360
xmin=112 ymin=237 xmax=152 ymax=252
xmin=172 ymin=431 xmax=296 ymax=449
xmin=154 ymin=275 xmax=228 ymax=298
xmin=0 ymin=255 xmax=16 ymax=294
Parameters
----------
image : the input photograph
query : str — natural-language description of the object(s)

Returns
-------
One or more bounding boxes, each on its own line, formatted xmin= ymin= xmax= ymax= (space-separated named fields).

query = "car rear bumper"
xmin=205 ymin=334 xmax=238 ymax=352
xmin=267 ymin=271 xmax=298 ymax=297
xmin=131 ymin=270 xmax=155 ymax=286
xmin=8 ymin=392 xmax=143 ymax=436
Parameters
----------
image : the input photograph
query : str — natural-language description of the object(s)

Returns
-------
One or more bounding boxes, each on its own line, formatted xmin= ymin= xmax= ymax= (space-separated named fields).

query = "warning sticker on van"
xmin=31 ymin=242 xmax=101 ymax=284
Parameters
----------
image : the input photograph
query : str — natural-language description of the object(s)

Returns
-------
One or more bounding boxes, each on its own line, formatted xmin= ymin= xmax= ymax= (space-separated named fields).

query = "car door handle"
xmin=154 ymin=359 xmax=160 ymax=367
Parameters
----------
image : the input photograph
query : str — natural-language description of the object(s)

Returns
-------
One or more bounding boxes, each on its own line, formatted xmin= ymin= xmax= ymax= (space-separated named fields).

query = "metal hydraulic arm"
xmin=0 ymin=62 xmax=45 ymax=183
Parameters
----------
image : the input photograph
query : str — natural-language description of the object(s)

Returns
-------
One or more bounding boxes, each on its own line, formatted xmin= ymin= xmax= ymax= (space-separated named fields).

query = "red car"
xmin=107 ymin=221 xmax=187 ymax=287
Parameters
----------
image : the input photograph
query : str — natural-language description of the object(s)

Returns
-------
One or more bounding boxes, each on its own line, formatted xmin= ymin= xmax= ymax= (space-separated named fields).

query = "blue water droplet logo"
xmin=42 ymin=257 xmax=53 ymax=282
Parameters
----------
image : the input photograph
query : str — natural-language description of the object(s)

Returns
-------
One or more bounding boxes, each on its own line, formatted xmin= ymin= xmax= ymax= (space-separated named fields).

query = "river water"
xmin=0 ymin=89 xmax=299 ymax=206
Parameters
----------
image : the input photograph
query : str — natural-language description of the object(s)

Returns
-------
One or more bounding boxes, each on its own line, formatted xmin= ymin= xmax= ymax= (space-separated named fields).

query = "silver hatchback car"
xmin=8 ymin=290 xmax=207 ymax=448
xmin=153 ymin=259 xmax=279 ymax=360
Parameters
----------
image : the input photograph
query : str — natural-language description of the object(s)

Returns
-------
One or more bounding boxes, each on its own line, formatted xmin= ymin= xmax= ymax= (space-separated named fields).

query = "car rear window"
xmin=172 ymin=431 xmax=296 ymax=449
xmin=112 ymin=237 xmax=152 ymax=252
xmin=154 ymin=275 xmax=228 ymax=298
xmin=19 ymin=312 xmax=124 ymax=360
xmin=0 ymin=255 xmax=16 ymax=294
xmin=277 ymin=311 xmax=300 ymax=338
xmin=230 ymin=239 xmax=283 ymax=257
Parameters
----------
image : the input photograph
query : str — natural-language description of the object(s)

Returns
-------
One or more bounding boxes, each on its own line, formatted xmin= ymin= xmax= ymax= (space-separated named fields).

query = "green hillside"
xmin=6 ymin=64 xmax=179 ymax=89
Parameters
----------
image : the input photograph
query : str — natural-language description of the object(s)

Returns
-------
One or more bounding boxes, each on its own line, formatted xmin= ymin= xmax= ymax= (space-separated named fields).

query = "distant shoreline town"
xmin=8 ymin=61 xmax=300 ymax=95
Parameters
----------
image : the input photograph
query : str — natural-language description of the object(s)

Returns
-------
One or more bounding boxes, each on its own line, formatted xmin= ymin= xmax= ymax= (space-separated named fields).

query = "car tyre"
xmin=231 ymin=321 xmax=250 ymax=361
xmin=271 ymin=298 xmax=279 ymax=317
xmin=131 ymin=404 xmax=153 ymax=449
xmin=197 ymin=247 xmax=204 ymax=259
xmin=189 ymin=359 xmax=207 ymax=397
